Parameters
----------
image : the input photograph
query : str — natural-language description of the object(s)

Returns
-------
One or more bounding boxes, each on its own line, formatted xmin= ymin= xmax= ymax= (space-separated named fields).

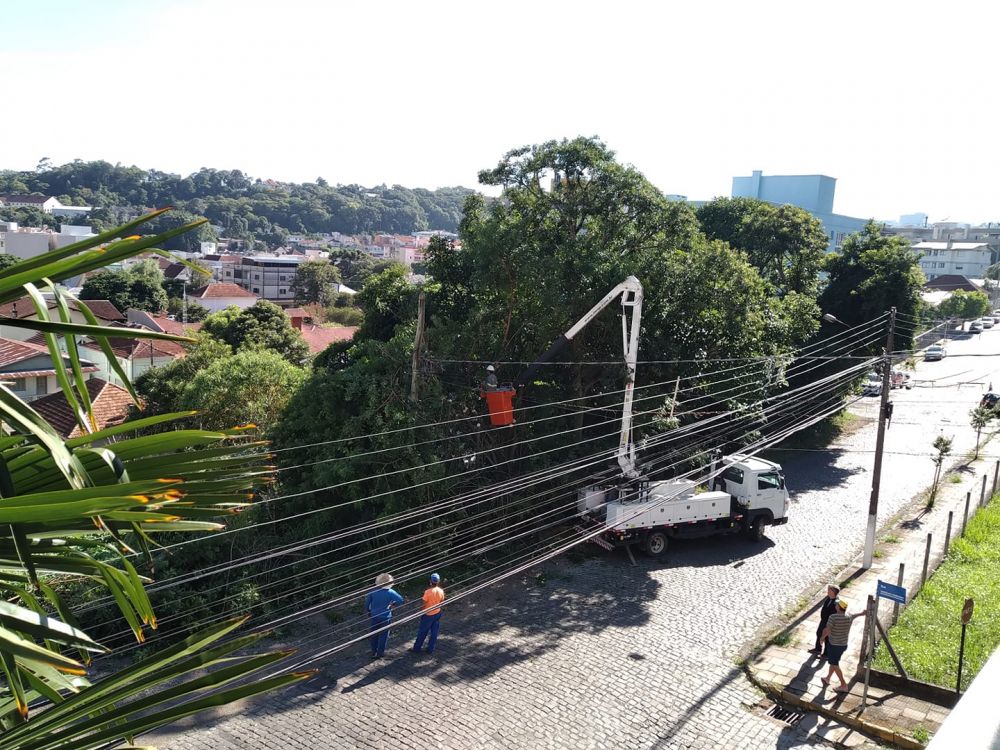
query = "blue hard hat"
xmin=429 ymin=573 xmax=440 ymax=584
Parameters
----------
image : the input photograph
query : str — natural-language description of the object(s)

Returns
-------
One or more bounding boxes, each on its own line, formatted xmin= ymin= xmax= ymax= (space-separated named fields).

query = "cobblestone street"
xmin=148 ymin=327 xmax=1000 ymax=749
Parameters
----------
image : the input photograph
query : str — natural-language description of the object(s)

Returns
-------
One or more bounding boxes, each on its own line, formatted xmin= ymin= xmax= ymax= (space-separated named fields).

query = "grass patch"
xmin=913 ymin=726 xmax=930 ymax=744
xmin=770 ymin=631 xmax=795 ymax=647
xmin=950 ymin=474 xmax=963 ymax=484
xmin=873 ymin=549 xmax=884 ymax=559
xmin=874 ymin=493 xmax=1000 ymax=690
xmin=883 ymin=534 xmax=901 ymax=544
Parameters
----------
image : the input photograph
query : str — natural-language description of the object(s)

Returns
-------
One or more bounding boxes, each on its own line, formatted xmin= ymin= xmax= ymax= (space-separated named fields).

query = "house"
xmin=0 ymin=336 xmax=99 ymax=402
xmin=923 ymin=275 xmax=984 ymax=294
xmin=31 ymin=378 xmax=134 ymax=438
xmin=81 ymin=334 xmax=187 ymax=384
xmin=299 ymin=325 xmax=357 ymax=355
xmin=914 ymin=241 xmax=993 ymax=281
xmin=126 ymin=309 xmax=202 ymax=335
xmin=0 ymin=297 xmax=124 ymax=341
xmin=0 ymin=194 xmax=60 ymax=213
xmin=236 ymin=256 xmax=307 ymax=305
xmin=190 ymin=283 xmax=258 ymax=312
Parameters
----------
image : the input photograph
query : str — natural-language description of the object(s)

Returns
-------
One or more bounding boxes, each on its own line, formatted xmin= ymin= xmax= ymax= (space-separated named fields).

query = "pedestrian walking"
xmin=412 ymin=573 xmax=445 ymax=654
xmin=807 ymin=584 xmax=840 ymax=658
xmin=819 ymin=599 xmax=864 ymax=693
xmin=365 ymin=573 xmax=404 ymax=659
xmin=885 ymin=401 xmax=894 ymax=428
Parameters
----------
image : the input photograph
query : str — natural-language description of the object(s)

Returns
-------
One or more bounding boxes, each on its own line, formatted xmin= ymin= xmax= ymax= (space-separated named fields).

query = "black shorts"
xmin=826 ymin=644 xmax=847 ymax=666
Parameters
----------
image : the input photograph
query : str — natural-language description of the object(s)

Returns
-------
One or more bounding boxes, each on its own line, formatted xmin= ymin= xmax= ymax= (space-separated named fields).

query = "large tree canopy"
xmin=291 ymin=259 xmax=341 ymax=306
xmin=79 ymin=266 xmax=168 ymax=313
xmin=201 ymin=300 xmax=310 ymax=365
xmin=696 ymin=196 xmax=830 ymax=297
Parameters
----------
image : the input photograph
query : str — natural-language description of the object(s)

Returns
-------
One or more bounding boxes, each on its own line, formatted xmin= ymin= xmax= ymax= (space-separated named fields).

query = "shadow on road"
xmin=769 ymin=448 xmax=863 ymax=495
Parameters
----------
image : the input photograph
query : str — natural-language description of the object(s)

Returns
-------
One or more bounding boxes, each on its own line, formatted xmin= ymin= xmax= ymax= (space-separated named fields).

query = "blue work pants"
xmin=369 ymin=614 xmax=392 ymax=656
xmin=413 ymin=612 xmax=442 ymax=653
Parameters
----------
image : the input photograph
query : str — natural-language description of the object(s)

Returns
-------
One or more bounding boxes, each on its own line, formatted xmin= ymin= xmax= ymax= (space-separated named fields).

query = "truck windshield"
xmin=757 ymin=472 xmax=782 ymax=491
xmin=722 ymin=466 xmax=744 ymax=485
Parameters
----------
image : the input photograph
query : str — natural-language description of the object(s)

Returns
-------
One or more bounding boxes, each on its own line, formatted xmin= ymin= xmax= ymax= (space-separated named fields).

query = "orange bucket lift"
xmin=483 ymin=387 xmax=516 ymax=426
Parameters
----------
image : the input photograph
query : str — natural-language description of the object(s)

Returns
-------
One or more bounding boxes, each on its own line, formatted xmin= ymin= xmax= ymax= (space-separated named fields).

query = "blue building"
xmin=731 ymin=170 xmax=868 ymax=251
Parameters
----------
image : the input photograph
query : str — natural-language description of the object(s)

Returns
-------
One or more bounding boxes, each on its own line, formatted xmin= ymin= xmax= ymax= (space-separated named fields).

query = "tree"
xmin=202 ymin=300 xmax=310 ymax=364
xmin=937 ymin=289 xmax=989 ymax=321
xmin=696 ymin=197 xmax=829 ymax=297
xmin=819 ymin=221 xmax=926 ymax=352
xmin=178 ymin=349 xmax=307 ymax=432
xmin=0 ymin=253 xmax=20 ymax=271
xmin=970 ymin=406 xmax=993 ymax=460
xmin=291 ymin=259 xmax=341 ymax=306
xmin=354 ymin=264 xmax=419 ymax=342
xmin=930 ymin=434 xmax=953 ymax=500
xmin=134 ymin=335 xmax=233 ymax=416
xmin=166 ymin=295 xmax=209 ymax=322
xmin=79 ymin=268 xmax=168 ymax=313
xmin=328 ymin=247 xmax=376 ymax=287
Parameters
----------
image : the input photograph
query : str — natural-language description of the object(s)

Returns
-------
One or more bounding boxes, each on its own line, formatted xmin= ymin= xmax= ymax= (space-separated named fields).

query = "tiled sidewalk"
xmin=746 ymin=452 xmax=998 ymax=748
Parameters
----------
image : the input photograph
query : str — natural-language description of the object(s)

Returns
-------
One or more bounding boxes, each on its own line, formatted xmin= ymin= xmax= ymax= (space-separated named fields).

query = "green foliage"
xmin=134 ymin=335 xmax=233 ymax=416
xmin=328 ymin=247 xmax=376 ymax=287
xmin=874 ymin=496 xmax=1000 ymax=691
xmin=201 ymin=300 xmax=310 ymax=365
xmin=355 ymin=264 xmax=419 ymax=342
xmin=0 ymin=255 xmax=19 ymax=271
xmin=0 ymin=161 xmax=474 ymax=245
xmin=79 ymin=265 xmax=168 ymax=314
xmin=166 ymin=296 xmax=209 ymax=322
xmin=696 ymin=197 xmax=828 ymax=297
xmin=178 ymin=349 xmax=307 ymax=432
xmin=0 ymin=206 xmax=60 ymax=231
xmin=819 ymin=221 xmax=925 ymax=352
xmin=325 ymin=306 xmax=364 ymax=326
xmin=290 ymin=259 xmax=340 ymax=306
xmin=937 ymin=289 xmax=989 ymax=321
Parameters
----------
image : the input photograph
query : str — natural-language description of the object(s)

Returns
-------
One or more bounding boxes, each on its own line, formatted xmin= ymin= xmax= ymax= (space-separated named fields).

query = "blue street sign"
xmin=877 ymin=579 xmax=906 ymax=604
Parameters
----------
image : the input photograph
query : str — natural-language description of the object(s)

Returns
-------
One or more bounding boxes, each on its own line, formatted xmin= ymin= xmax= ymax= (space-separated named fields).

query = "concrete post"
xmin=981 ymin=474 xmax=988 ymax=509
xmin=963 ymin=491 xmax=972 ymax=536
xmin=921 ymin=533 xmax=932 ymax=588
xmin=945 ymin=511 xmax=954 ymax=557
xmin=892 ymin=562 xmax=904 ymax=625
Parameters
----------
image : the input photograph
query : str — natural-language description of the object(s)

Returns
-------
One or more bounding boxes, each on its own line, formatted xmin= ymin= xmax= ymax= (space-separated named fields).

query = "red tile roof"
xmin=82 ymin=336 xmax=187 ymax=360
xmin=194 ymin=283 xmax=257 ymax=299
xmin=0 ymin=297 xmax=124 ymax=321
xmin=284 ymin=308 xmax=308 ymax=318
xmin=143 ymin=314 xmax=202 ymax=336
xmin=0 ymin=337 xmax=54 ymax=368
xmin=31 ymin=378 xmax=134 ymax=439
xmin=300 ymin=325 xmax=357 ymax=354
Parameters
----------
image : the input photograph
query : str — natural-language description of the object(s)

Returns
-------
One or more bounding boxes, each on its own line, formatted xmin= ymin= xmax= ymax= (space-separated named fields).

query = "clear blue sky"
xmin=3 ymin=0 xmax=998 ymax=224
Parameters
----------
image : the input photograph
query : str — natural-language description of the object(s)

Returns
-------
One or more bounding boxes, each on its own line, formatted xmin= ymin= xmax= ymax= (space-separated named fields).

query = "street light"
xmin=822 ymin=313 xmax=849 ymax=327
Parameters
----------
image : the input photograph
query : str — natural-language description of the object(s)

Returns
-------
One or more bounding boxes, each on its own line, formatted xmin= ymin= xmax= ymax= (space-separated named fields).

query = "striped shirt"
xmin=826 ymin=613 xmax=860 ymax=646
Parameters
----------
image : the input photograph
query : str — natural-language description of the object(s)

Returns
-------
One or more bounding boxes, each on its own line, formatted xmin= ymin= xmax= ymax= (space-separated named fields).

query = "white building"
xmin=192 ymin=282 xmax=258 ymax=312
xmin=914 ymin=241 xmax=993 ymax=280
xmin=237 ymin=256 xmax=307 ymax=305
xmin=0 ymin=194 xmax=60 ymax=213
xmin=0 ymin=225 xmax=97 ymax=260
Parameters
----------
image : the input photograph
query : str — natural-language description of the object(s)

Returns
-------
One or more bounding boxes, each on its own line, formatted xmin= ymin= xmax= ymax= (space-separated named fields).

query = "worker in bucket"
xmin=365 ymin=573 xmax=404 ymax=659
xmin=484 ymin=364 xmax=498 ymax=390
xmin=412 ymin=573 xmax=446 ymax=654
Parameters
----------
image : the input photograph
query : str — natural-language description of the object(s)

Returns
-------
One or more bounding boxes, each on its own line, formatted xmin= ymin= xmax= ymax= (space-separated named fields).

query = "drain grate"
xmin=766 ymin=704 xmax=805 ymax=726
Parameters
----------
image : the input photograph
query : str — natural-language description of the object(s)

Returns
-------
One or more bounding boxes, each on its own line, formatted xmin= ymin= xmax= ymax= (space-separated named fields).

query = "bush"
xmin=326 ymin=306 xmax=364 ymax=326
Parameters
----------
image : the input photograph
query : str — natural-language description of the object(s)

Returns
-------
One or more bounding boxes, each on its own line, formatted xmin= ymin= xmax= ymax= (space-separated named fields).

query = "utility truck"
xmin=492 ymin=275 xmax=791 ymax=557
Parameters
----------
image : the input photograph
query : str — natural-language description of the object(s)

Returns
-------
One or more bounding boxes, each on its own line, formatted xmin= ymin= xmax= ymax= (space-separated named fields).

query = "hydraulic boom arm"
xmin=514 ymin=276 xmax=643 ymax=478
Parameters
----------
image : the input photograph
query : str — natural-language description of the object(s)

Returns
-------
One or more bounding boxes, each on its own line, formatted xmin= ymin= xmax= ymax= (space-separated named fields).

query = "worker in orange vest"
xmin=412 ymin=573 xmax=445 ymax=654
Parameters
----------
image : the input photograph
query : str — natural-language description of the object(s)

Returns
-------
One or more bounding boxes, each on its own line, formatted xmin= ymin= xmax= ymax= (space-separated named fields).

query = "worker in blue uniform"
xmin=365 ymin=573 xmax=404 ymax=658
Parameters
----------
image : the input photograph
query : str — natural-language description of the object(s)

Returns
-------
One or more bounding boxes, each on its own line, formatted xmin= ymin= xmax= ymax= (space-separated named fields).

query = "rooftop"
xmin=300 ymin=325 xmax=357 ymax=354
xmin=31 ymin=378 xmax=134 ymax=438
xmin=913 ymin=241 xmax=990 ymax=251
xmin=194 ymin=283 xmax=257 ymax=299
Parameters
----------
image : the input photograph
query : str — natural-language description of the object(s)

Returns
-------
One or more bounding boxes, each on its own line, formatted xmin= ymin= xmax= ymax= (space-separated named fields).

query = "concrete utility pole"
xmin=863 ymin=307 xmax=896 ymax=569
xmin=409 ymin=290 xmax=426 ymax=402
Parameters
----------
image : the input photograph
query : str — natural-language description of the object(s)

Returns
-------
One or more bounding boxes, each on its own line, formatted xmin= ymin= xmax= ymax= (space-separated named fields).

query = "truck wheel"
xmin=645 ymin=531 xmax=668 ymax=556
xmin=747 ymin=516 xmax=766 ymax=542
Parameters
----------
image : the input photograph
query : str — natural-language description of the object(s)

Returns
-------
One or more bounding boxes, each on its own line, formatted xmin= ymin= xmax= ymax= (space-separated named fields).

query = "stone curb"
xmin=744 ymin=670 xmax=923 ymax=750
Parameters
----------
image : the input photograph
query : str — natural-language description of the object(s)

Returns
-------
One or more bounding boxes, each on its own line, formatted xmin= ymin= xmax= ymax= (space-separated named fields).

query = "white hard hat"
xmin=374 ymin=573 xmax=394 ymax=587
xmin=486 ymin=365 xmax=495 ymax=372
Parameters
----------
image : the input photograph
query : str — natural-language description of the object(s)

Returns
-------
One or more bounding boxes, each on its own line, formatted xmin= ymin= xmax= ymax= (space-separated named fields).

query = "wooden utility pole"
xmin=410 ymin=290 xmax=426 ymax=402
xmin=864 ymin=307 xmax=896 ymax=569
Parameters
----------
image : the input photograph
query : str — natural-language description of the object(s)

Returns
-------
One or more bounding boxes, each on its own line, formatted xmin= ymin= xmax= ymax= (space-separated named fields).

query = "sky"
xmin=2 ymin=0 xmax=998 ymax=224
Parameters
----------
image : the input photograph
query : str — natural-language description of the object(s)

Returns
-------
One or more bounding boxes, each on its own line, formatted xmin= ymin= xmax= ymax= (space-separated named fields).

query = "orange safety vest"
xmin=422 ymin=586 xmax=445 ymax=616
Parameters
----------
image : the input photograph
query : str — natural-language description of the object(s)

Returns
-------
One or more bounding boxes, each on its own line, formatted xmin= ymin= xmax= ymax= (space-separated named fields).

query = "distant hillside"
xmin=0 ymin=161 xmax=476 ymax=250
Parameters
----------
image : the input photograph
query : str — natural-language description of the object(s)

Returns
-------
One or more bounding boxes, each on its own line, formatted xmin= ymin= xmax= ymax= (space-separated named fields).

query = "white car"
xmin=971 ymin=320 xmax=985 ymax=333
xmin=924 ymin=344 xmax=947 ymax=361
xmin=981 ymin=318 xmax=995 ymax=329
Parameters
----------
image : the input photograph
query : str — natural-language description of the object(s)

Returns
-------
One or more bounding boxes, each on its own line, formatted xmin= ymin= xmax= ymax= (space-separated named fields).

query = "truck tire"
xmin=645 ymin=531 xmax=668 ymax=556
xmin=747 ymin=515 xmax=766 ymax=542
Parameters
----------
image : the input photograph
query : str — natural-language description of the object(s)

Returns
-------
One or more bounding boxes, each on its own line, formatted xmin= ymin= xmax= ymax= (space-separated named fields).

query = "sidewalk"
xmin=746 ymin=449 xmax=998 ymax=749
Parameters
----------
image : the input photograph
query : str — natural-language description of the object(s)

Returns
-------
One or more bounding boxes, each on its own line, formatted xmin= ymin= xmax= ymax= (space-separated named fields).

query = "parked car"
xmin=981 ymin=392 xmax=1000 ymax=410
xmin=981 ymin=318 xmax=995 ymax=329
xmin=924 ymin=344 xmax=947 ymax=361
xmin=970 ymin=320 xmax=985 ymax=333
xmin=863 ymin=372 xmax=882 ymax=396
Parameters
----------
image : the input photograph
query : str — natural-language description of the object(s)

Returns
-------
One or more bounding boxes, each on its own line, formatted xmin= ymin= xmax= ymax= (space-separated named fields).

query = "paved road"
xmin=147 ymin=326 xmax=1000 ymax=750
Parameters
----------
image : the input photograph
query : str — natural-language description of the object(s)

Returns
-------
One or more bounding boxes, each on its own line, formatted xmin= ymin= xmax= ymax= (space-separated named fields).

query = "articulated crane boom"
xmin=511 ymin=276 xmax=644 ymax=479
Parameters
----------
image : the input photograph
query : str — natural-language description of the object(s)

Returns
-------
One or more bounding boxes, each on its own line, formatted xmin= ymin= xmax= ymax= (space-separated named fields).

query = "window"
xmin=254 ymin=273 xmax=260 ymax=280
xmin=279 ymin=288 xmax=286 ymax=295
xmin=9 ymin=378 xmax=24 ymax=391
xmin=955 ymin=266 xmax=963 ymax=270
xmin=35 ymin=376 xmax=47 ymax=394
xmin=721 ymin=466 xmax=744 ymax=486
xmin=253 ymin=287 xmax=260 ymax=293
xmin=757 ymin=472 xmax=782 ymax=491
xmin=279 ymin=275 xmax=287 ymax=282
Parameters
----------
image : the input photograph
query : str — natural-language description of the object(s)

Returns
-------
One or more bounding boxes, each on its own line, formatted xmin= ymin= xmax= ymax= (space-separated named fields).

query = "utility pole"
xmin=182 ymin=279 xmax=188 ymax=324
xmin=409 ymin=290 xmax=426 ymax=402
xmin=864 ymin=307 xmax=896 ymax=569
